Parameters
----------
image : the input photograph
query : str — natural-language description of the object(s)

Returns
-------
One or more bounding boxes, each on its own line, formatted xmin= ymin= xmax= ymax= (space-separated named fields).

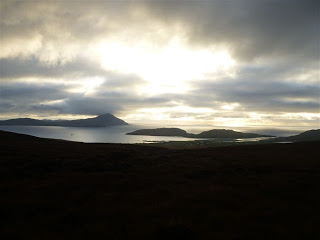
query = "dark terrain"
xmin=127 ymin=128 xmax=191 ymax=137
xmin=0 ymin=130 xmax=319 ymax=239
xmin=0 ymin=113 xmax=128 ymax=127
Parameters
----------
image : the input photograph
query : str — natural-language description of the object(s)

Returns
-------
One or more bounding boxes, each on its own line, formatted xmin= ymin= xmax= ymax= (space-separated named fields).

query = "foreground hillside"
xmin=266 ymin=129 xmax=320 ymax=143
xmin=0 ymin=130 xmax=319 ymax=240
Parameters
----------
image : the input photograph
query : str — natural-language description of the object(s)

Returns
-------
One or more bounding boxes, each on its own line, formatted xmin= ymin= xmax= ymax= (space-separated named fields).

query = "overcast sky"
xmin=0 ymin=0 xmax=319 ymax=127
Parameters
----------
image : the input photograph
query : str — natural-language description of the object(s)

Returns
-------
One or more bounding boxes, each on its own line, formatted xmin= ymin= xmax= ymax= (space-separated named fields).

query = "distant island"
xmin=126 ymin=128 xmax=274 ymax=139
xmin=0 ymin=113 xmax=128 ymax=127
xmin=127 ymin=128 xmax=192 ymax=137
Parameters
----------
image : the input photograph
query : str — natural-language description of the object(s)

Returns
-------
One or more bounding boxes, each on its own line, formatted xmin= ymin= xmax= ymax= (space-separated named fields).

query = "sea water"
xmin=0 ymin=124 xmax=316 ymax=144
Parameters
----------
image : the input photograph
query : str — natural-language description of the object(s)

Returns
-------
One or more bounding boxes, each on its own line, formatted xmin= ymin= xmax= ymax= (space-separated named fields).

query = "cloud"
xmin=0 ymin=56 xmax=110 ymax=80
xmin=0 ymin=0 xmax=174 ymax=63
xmin=0 ymin=0 xmax=319 ymax=125
xmin=2 ymin=0 xmax=317 ymax=63
xmin=142 ymin=0 xmax=319 ymax=62
xmin=184 ymin=64 xmax=320 ymax=113
xmin=0 ymin=71 xmax=171 ymax=117
xmin=0 ymin=81 xmax=68 ymax=116
xmin=0 ymin=82 xmax=67 ymax=102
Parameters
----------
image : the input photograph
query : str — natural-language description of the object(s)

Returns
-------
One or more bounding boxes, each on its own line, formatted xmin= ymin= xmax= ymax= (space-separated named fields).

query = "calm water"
xmin=0 ymin=124 xmax=316 ymax=143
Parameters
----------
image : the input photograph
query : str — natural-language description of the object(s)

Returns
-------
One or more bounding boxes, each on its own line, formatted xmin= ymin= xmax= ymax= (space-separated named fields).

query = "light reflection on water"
xmin=0 ymin=125 xmax=195 ymax=143
xmin=0 ymin=124 xmax=316 ymax=144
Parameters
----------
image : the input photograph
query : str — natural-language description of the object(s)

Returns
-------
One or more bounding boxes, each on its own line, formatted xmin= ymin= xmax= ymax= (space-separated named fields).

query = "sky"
xmin=0 ymin=0 xmax=319 ymax=127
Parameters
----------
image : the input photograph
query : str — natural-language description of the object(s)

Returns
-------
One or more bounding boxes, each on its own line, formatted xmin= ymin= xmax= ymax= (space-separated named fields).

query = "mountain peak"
xmin=90 ymin=113 xmax=129 ymax=126
xmin=95 ymin=113 xmax=113 ymax=119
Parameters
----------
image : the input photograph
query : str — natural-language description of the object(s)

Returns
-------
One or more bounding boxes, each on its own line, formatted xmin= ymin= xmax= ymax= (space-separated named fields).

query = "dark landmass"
xmin=127 ymin=127 xmax=191 ymax=137
xmin=140 ymin=139 xmax=263 ymax=149
xmin=196 ymin=129 xmax=272 ymax=138
xmin=0 ymin=113 xmax=128 ymax=127
xmin=127 ymin=127 xmax=273 ymax=139
xmin=264 ymin=129 xmax=320 ymax=143
xmin=1 ymin=130 xmax=319 ymax=240
xmin=141 ymin=129 xmax=320 ymax=149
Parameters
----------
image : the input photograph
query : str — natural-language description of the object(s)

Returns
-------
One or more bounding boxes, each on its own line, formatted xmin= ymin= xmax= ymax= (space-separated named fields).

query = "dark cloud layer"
xmin=1 ymin=0 xmax=318 ymax=61
xmin=0 ymin=77 xmax=172 ymax=117
xmin=0 ymin=57 xmax=108 ymax=79
xmin=143 ymin=0 xmax=319 ymax=61
xmin=185 ymin=72 xmax=320 ymax=113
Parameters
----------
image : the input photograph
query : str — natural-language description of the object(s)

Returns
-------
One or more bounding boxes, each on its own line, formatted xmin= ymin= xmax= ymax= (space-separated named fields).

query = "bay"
xmin=0 ymin=124 xmax=316 ymax=144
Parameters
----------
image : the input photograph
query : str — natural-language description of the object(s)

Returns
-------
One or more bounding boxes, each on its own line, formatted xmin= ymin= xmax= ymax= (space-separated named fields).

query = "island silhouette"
xmin=126 ymin=127 xmax=274 ymax=139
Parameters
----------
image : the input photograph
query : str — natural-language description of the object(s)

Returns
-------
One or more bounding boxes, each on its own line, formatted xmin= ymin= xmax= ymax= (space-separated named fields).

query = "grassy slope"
xmin=0 ymin=130 xmax=319 ymax=239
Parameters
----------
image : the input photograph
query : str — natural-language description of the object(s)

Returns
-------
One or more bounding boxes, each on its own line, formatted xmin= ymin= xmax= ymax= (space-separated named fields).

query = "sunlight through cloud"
xmin=93 ymin=38 xmax=235 ymax=95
